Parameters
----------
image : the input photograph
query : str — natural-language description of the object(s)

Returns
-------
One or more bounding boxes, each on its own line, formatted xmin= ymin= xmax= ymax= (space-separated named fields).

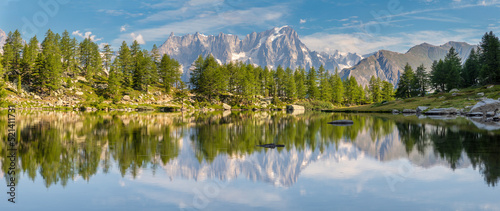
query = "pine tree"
xmin=318 ymin=65 xmax=332 ymax=102
xmin=307 ymin=66 xmax=319 ymax=100
xmin=461 ymin=48 xmax=480 ymax=87
xmin=159 ymin=54 xmax=181 ymax=94
xmin=478 ymin=31 xmax=500 ymax=84
xmin=381 ymin=81 xmax=395 ymax=101
xmin=102 ymin=44 xmax=113 ymax=72
xmin=369 ymin=75 xmax=382 ymax=103
xmin=414 ymin=64 xmax=428 ymax=96
xmin=2 ymin=30 xmax=23 ymax=77
xmin=331 ymin=68 xmax=344 ymax=105
xmin=444 ymin=47 xmax=462 ymax=91
xmin=20 ymin=36 xmax=39 ymax=85
xmin=60 ymin=30 xmax=76 ymax=75
xmin=41 ymin=29 xmax=63 ymax=94
xmin=294 ymin=66 xmax=307 ymax=99
xmin=396 ymin=63 xmax=415 ymax=98
xmin=430 ymin=60 xmax=446 ymax=92
xmin=117 ymin=41 xmax=133 ymax=88
xmin=107 ymin=60 xmax=122 ymax=100
xmin=190 ymin=55 xmax=205 ymax=92
xmin=275 ymin=65 xmax=285 ymax=97
xmin=285 ymin=67 xmax=297 ymax=100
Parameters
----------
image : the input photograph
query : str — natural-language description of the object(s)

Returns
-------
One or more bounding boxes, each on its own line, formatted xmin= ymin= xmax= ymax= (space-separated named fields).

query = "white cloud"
xmin=130 ymin=33 xmax=145 ymax=45
xmin=301 ymin=28 xmax=482 ymax=55
xmin=300 ymin=19 xmax=306 ymax=24
xmin=98 ymin=9 xmax=144 ymax=18
xmin=120 ymin=25 xmax=128 ymax=32
xmin=72 ymin=30 xmax=102 ymax=42
xmin=113 ymin=5 xmax=286 ymax=46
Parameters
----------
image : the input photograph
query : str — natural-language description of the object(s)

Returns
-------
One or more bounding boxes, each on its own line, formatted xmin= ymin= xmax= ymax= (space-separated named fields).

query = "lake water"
xmin=1 ymin=111 xmax=499 ymax=211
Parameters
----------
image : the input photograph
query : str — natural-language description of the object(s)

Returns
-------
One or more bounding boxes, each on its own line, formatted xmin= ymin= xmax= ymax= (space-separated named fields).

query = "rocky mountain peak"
xmin=158 ymin=26 xmax=363 ymax=81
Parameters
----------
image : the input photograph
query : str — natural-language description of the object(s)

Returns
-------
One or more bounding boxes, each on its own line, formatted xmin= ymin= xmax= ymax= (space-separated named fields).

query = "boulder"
xmin=487 ymin=85 xmax=495 ymax=89
xmin=416 ymin=106 xmax=429 ymax=113
xmin=55 ymin=99 xmax=65 ymax=106
xmin=122 ymin=95 xmax=131 ymax=101
xmin=449 ymin=89 xmax=459 ymax=93
xmin=468 ymin=99 xmax=500 ymax=116
xmin=452 ymin=93 xmax=458 ymax=96
xmin=402 ymin=109 xmax=416 ymax=113
xmin=477 ymin=92 xmax=485 ymax=97
xmin=392 ymin=109 xmax=400 ymax=113
xmin=424 ymin=108 xmax=458 ymax=115
xmin=222 ymin=103 xmax=231 ymax=110
xmin=286 ymin=105 xmax=305 ymax=111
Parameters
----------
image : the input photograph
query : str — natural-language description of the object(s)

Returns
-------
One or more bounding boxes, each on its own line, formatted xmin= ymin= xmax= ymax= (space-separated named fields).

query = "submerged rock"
xmin=328 ymin=120 xmax=354 ymax=126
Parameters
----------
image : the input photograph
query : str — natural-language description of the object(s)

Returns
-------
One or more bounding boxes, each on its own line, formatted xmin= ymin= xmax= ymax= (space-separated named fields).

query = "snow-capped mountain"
xmin=158 ymin=26 xmax=363 ymax=81
xmin=0 ymin=29 xmax=7 ymax=54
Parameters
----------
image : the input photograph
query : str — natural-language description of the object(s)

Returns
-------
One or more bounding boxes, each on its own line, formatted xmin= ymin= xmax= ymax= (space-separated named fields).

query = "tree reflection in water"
xmin=0 ymin=111 xmax=499 ymax=188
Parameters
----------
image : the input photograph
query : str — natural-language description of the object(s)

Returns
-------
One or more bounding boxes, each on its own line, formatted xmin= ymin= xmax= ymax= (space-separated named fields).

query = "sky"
xmin=0 ymin=0 xmax=499 ymax=55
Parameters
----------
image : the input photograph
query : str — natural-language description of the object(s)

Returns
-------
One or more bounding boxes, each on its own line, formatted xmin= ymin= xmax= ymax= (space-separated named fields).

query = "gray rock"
xmin=416 ymin=106 xmax=428 ymax=113
xmin=286 ymin=105 xmax=305 ymax=111
xmin=222 ymin=103 xmax=231 ymax=110
xmin=392 ymin=109 xmax=400 ymax=113
xmin=402 ymin=109 xmax=417 ymax=113
xmin=487 ymin=85 xmax=494 ymax=89
xmin=122 ymin=95 xmax=131 ymax=101
xmin=468 ymin=99 xmax=500 ymax=116
xmin=477 ymin=92 xmax=485 ymax=97
xmin=424 ymin=108 xmax=458 ymax=115
xmin=449 ymin=88 xmax=459 ymax=93
xmin=452 ymin=93 xmax=458 ymax=96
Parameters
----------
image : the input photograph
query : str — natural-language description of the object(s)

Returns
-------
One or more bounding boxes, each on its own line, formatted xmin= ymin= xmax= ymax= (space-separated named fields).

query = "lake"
xmin=1 ymin=111 xmax=499 ymax=211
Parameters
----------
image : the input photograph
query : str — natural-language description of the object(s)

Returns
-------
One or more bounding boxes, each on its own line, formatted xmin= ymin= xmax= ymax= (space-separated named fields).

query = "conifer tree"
xmin=331 ymin=68 xmax=344 ymax=105
xmin=381 ymin=81 xmax=395 ymax=101
xmin=294 ymin=66 xmax=307 ymax=99
xmin=41 ymin=29 xmax=63 ymax=94
xmin=414 ymin=64 xmax=428 ymax=96
xmin=461 ymin=48 xmax=480 ymax=87
xmin=116 ymin=42 xmax=132 ymax=88
xmin=369 ymin=76 xmax=382 ymax=103
xmin=396 ymin=63 xmax=415 ymax=98
xmin=190 ymin=55 xmax=205 ymax=92
xmin=444 ymin=47 xmax=462 ymax=91
xmin=307 ymin=66 xmax=319 ymax=100
xmin=285 ymin=67 xmax=297 ymax=100
xmin=478 ymin=31 xmax=500 ymax=84
xmin=159 ymin=54 xmax=181 ymax=94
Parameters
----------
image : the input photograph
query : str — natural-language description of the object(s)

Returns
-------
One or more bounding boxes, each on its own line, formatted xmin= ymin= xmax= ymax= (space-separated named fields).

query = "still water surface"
xmin=1 ymin=111 xmax=499 ymax=210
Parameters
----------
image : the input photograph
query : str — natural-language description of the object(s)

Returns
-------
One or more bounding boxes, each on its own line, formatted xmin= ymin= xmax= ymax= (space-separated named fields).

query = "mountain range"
xmin=0 ymin=26 xmax=478 ymax=88
xmin=0 ymin=29 xmax=6 ymax=54
xmin=158 ymin=26 xmax=363 ymax=81
xmin=340 ymin=41 xmax=477 ymax=87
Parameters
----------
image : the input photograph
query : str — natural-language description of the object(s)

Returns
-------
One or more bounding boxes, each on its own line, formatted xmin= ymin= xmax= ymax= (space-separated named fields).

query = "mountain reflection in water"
xmin=1 ymin=110 xmax=499 ymax=189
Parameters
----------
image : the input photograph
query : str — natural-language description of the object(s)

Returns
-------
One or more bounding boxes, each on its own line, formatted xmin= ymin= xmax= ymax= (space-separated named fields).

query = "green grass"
xmin=331 ymin=85 xmax=500 ymax=112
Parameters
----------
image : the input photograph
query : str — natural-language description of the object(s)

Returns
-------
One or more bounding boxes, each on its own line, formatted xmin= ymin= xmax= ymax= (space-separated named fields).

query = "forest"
xmin=1 ymin=29 xmax=499 ymax=108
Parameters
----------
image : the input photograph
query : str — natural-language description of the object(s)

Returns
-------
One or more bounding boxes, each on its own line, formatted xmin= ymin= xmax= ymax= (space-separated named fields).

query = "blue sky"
xmin=1 ymin=0 xmax=499 ymax=54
